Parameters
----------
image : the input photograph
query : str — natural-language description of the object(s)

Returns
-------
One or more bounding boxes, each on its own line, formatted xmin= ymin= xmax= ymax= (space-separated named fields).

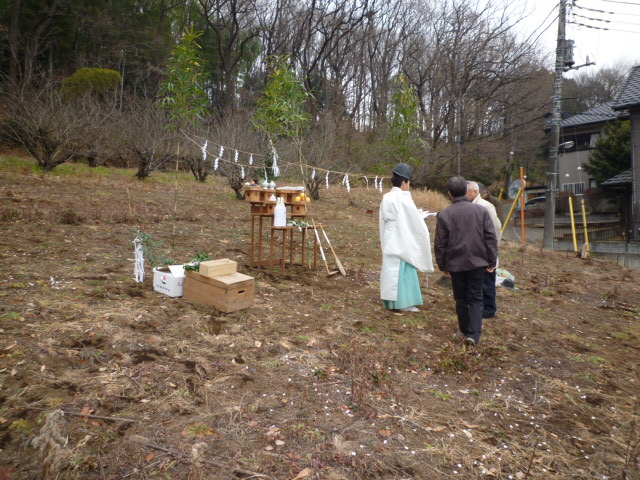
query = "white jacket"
xmin=472 ymin=195 xmax=502 ymax=242
xmin=379 ymin=187 xmax=434 ymax=301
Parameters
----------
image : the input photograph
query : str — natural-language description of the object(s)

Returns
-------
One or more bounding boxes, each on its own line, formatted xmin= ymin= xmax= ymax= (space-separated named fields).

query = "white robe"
xmin=379 ymin=187 xmax=434 ymax=301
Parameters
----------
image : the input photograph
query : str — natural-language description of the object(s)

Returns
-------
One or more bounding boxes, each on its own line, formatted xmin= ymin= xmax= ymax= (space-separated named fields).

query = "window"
xmin=561 ymin=182 xmax=585 ymax=195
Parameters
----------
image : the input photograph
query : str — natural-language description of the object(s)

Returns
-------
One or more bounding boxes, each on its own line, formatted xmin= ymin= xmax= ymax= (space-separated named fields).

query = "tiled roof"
xmin=600 ymin=169 xmax=633 ymax=186
xmin=612 ymin=65 xmax=640 ymax=111
xmin=560 ymin=102 xmax=624 ymax=129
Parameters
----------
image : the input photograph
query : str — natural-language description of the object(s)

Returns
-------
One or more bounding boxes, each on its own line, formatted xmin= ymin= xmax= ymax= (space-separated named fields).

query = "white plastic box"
xmin=153 ymin=265 xmax=185 ymax=297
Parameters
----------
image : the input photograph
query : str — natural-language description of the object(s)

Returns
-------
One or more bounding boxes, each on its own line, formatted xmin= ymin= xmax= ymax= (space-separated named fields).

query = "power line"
xmin=574 ymin=3 xmax=640 ymax=17
xmin=521 ymin=5 xmax=559 ymax=46
xmin=569 ymin=20 xmax=640 ymax=34
xmin=573 ymin=12 xmax=640 ymax=26
xmin=527 ymin=14 xmax=560 ymax=47
xmin=598 ymin=0 xmax=640 ymax=5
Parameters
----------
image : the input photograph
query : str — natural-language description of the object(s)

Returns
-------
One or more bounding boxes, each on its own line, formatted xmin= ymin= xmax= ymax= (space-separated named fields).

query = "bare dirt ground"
xmin=0 ymin=156 xmax=639 ymax=480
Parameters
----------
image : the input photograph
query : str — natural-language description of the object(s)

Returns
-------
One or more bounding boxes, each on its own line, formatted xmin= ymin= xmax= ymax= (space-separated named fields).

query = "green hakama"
xmin=383 ymin=260 xmax=423 ymax=310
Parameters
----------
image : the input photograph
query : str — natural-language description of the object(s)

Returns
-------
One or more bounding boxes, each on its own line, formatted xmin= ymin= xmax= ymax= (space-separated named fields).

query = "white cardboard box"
xmin=153 ymin=265 xmax=185 ymax=297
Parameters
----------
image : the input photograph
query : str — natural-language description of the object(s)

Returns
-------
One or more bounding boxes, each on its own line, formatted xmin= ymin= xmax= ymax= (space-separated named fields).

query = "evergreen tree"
xmin=584 ymin=120 xmax=631 ymax=184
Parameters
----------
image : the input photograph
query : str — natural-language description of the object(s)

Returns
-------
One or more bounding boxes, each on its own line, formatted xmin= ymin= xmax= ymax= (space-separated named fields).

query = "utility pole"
xmin=543 ymin=0 xmax=567 ymax=249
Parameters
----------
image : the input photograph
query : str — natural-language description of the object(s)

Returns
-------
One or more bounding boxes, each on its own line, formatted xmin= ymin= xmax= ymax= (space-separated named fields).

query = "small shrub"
xmin=61 ymin=68 xmax=121 ymax=98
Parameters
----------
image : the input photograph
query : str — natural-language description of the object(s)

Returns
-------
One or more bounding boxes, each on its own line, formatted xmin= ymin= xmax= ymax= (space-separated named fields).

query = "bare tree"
xmin=1 ymin=80 xmax=117 ymax=171
xmin=117 ymin=100 xmax=176 ymax=179
xmin=207 ymin=112 xmax=264 ymax=198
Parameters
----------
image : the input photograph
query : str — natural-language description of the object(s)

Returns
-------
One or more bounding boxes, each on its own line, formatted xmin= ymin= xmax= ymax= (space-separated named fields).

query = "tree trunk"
xmin=8 ymin=0 xmax=21 ymax=82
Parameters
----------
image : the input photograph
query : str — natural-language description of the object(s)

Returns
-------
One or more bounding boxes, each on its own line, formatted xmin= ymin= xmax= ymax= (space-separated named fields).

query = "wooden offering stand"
xmin=245 ymin=187 xmax=316 ymax=271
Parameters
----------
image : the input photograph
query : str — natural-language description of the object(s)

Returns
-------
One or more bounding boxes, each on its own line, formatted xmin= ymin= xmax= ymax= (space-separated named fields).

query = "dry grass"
xmin=0 ymin=155 xmax=639 ymax=479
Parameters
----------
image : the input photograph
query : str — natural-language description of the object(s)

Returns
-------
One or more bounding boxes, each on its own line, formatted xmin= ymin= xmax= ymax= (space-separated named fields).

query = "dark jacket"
xmin=434 ymin=196 xmax=498 ymax=273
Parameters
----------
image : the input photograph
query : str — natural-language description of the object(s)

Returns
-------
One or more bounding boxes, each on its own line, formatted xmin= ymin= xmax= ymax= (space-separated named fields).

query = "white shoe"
xmin=399 ymin=307 xmax=420 ymax=313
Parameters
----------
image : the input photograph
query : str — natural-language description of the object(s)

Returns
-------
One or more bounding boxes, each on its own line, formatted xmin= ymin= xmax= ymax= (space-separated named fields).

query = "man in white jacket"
xmin=467 ymin=181 xmax=502 ymax=318
xmin=379 ymin=163 xmax=434 ymax=312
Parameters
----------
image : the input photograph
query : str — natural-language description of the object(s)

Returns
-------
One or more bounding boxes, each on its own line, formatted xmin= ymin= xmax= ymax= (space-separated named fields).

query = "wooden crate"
xmin=244 ymin=187 xmax=262 ymax=202
xmin=199 ymin=258 xmax=237 ymax=278
xmin=291 ymin=203 xmax=307 ymax=216
xmin=184 ymin=271 xmax=254 ymax=313
xmin=250 ymin=203 xmax=276 ymax=215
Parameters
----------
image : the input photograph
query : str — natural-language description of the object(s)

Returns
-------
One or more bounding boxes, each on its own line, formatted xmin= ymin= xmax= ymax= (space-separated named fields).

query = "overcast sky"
xmin=516 ymin=0 xmax=640 ymax=74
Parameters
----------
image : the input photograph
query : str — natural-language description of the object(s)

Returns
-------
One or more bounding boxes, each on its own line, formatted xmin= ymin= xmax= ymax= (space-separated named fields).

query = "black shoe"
xmin=482 ymin=311 xmax=496 ymax=319
xmin=464 ymin=337 xmax=477 ymax=348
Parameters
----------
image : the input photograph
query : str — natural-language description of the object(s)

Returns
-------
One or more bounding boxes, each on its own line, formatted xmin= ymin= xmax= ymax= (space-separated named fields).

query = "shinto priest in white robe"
xmin=379 ymin=187 xmax=434 ymax=301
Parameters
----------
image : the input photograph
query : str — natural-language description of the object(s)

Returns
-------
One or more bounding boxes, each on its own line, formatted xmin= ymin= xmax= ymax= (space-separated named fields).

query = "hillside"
xmin=0 ymin=157 xmax=638 ymax=480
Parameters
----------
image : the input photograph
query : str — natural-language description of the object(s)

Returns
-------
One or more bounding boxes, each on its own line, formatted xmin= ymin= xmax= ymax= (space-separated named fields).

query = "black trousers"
xmin=483 ymin=269 xmax=497 ymax=317
xmin=451 ymin=267 xmax=486 ymax=343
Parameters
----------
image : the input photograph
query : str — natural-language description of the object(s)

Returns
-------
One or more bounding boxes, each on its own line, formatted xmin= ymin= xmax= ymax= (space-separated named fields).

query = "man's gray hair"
xmin=466 ymin=181 xmax=479 ymax=192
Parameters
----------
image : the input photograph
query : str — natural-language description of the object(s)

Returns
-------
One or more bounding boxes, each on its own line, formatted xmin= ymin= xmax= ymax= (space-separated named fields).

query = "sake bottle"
xmin=273 ymin=197 xmax=287 ymax=227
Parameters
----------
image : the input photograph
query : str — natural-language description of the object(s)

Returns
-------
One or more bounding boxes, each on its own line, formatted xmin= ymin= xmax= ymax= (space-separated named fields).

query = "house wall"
xmin=558 ymin=124 xmax=602 ymax=194
xmin=632 ymin=108 xmax=640 ymax=241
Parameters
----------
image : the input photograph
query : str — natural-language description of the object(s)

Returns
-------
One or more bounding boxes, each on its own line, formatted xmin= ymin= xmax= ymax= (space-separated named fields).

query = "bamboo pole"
xmin=569 ymin=196 xmax=578 ymax=252
xmin=581 ymin=198 xmax=590 ymax=255
xmin=501 ymin=187 xmax=523 ymax=234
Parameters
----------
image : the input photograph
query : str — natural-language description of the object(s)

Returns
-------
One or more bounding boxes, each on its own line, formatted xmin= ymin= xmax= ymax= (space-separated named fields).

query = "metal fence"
xmin=554 ymin=222 xmax=640 ymax=243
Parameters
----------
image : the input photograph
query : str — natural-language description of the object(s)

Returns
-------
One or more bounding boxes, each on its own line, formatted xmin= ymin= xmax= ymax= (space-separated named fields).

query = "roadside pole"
xmin=543 ymin=0 xmax=567 ymax=249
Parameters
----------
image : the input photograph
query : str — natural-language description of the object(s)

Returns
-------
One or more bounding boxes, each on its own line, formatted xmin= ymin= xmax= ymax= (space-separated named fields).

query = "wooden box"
xmin=291 ymin=203 xmax=307 ymax=216
xmin=199 ymin=258 xmax=237 ymax=278
xmin=184 ymin=271 xmax=254 ymax=313
xmin=251 ymin=203 xmax=275 ymax=215
xmin=244 ymin=187 xmax=262 ymax=202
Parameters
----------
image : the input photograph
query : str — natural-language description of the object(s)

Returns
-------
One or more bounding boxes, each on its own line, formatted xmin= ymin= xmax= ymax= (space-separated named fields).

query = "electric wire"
xmin=573 ymin=12 xmax=640 ymax=26
xmin=520 ymin=5 xmax=559 ymax=47
xmin=598 ymin=0 xmax=640 ymax=5
xmin=527 ymin=14 xmax=560 ymax=47
xmin=569 ymin=20 xmax=640 ymax=33
xmin=574 ymin=3 xmax=640 ymax=17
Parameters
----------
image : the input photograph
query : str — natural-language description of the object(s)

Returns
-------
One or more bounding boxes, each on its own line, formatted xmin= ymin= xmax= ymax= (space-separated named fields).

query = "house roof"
xmin=600 ymin=169 xmax=633 ymax=186
xmin=560 ymin=102 xmax=625 ymax=129
xmin=612 ymin=65 xmax=640 ymax=111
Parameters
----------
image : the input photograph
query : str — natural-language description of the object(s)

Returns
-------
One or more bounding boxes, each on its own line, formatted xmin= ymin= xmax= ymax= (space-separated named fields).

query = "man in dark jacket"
xmin=434 ymin=176 xmax=498 ymax=347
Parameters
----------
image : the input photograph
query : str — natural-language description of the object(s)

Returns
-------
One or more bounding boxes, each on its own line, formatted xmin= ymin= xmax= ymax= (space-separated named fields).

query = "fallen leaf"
xmin=0 ymin=417 xmax=8 ymax=424
xmin=275 ymin=439 xmax=285 ymax=446
xmin=11 ymin=368 xmax=17 ymax=376
xmin=306 ymin=338 xmax=317 ymax=347
xmin=516 ymin=472 xmax=525 ymax=480
xmin=80 ymin=405 xmax=93 ymax=421
xmin=378 ymin=429 xmax=392 ymax=437
xmin=426 ymin=425 xmax=446 ymax=432
xmin=264 ymin=445 xmax=274 ymax=451
xmin=279 ymin=340 xmax=294 ymax=350
xmin=461 ymin=421 xmax=478 ymax=429
xmin=462 ymin=429 xmax=473 ymax=439
xmin=255 ymin=341 xmax=262 ymax=348
xmin=292 ymin=467 xmax=314 ymax=479
xmin=146 ymin=453 xmax=155 ymax=462
xmin=40 ymin=365 xmax=46 ymax=372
